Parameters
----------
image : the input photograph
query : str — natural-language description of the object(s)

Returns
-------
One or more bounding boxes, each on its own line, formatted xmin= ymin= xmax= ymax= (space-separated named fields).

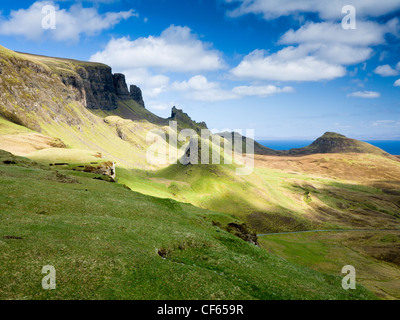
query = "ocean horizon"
xmin=257 ymin=140 xmax=400 ymax=155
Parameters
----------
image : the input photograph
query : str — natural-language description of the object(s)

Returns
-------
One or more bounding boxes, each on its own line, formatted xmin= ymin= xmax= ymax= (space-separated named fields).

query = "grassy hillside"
xmin=0 ymin=150 xmax=375 ymax=300
xmin=1 ymin=45 xmax=400 ymax=300
xmin=287 ymin=132 xmax=393 ymax=158
xmin=259 ymin=231 xmax=400 ymax=300
xmin=116 ymin=154 xmax=400 ymax=234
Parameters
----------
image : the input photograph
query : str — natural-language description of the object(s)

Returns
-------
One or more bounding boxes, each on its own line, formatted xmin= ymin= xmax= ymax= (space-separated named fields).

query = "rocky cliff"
xmin=0 ymin=45 xmax=207 ymax=134
xmin=168 ymin=107 xmax=208 ymax=133
xmin=130 ymin=85 xmax=145 ymax=107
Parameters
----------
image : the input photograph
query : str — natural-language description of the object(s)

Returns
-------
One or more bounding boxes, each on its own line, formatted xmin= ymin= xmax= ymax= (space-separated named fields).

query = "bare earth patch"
xmin=0 ymin=133 xmax=65 ymax=156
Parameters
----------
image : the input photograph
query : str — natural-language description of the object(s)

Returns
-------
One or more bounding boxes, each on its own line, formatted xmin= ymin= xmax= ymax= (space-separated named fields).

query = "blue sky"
xmin=0 ymin=0 xmax=400 ymax=139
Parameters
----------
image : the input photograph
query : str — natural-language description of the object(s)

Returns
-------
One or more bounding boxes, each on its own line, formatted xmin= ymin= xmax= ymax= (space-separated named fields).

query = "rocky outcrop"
xmin=83 ymin=161 xmax=116 ymax=182
xmin=130 ymin=85 xmax=145 ymax=107
xmin=58 ymin=64 xmax=142 ymax=111
xmin=113 ymin=73 xmax=131 ymax=100
xmin=169 ymin=107 xmax=208 ymax=133
xmin=72 ymin=65 xmax=118 ymax=110
xmin=213 ymin=220 xmax=259 ymax=246
xmin=0 ymin=46 xmax=211 ymax=141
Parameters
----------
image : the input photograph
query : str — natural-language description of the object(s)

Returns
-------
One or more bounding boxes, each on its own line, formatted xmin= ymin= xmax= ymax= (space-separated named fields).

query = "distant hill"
xmin=217 ymin=132 xmax=282 ymax=156
xmin=286 ymin=132 xmax=394 ymax=158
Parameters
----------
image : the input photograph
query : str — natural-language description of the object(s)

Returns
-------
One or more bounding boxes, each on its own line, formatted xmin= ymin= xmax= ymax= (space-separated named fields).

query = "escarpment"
xmin=0 ymin=46 xmax=210 ymax=149
xmin=0 ymin=47 xmax=149 ymax=132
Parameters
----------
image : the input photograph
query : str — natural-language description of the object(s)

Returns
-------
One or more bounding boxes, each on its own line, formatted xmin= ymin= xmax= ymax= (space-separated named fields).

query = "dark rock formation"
xmin=113 ymin=73 xmax=131 ymax=100
xmin=213 ymin=220 xmax=259 ymax=246
xmin=74 ymin=65 xmax=118 ymax=110
xmin=169 ymin=107 xmax=208 ymax=133
xmin=61 ymin=67 xmax=142 ymax=110
xmin=130 ymin=85 xmax=145 ymax=107
xmin=83 ymin=161 xmax=116 ymax=182
xmin=225 ymin=222 xmax=259 ymax=246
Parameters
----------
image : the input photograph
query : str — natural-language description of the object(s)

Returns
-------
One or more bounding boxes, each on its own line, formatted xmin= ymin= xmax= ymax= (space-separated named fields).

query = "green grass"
xmin=258 ymin=231 xmax=400 ymax=299
xmin=0 ymin=150 xmax=376 ymax=300
xmin=0 ymin=116 xmax=32 ymax=135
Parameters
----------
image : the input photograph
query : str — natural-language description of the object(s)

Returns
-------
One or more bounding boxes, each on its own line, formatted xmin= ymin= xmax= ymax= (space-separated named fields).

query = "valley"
xmin=0 ymin=45 xmax=399 ymax=300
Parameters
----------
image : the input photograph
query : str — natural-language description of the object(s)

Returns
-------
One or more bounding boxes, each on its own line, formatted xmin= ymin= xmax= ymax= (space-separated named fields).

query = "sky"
xmin=0 ymin=0 xmax=399 ymax=140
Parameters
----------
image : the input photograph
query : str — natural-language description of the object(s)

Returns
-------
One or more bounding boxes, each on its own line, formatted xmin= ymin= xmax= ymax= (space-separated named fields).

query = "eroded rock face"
xmin=83 ymin=161 xmax=116 ymax=182
xmin=113 ymin=73 xmax=131 ymax=100
xmin=130 ymin=85 xmax=145 ymax=107
xmin=212 ymin=220 xmax=259 ymax=246
xmin=225 ymin=222 xmax=259 ymax=246
xmin=82 ymin=65 xmax=118 ymax=110
xmin=169 ymin=107 xmax=208 ymax=133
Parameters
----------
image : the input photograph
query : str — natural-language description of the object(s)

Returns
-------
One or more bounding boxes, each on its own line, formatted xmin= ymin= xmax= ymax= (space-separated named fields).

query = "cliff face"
xmin=0 ymin=46 xmax=150 ymax=131
xmin=130 ymin=85 xmax=145 ymax=107
xmin=169 ymin=106 xmax=208 ymax=133
xmin=0 ymin=46 xmax=210 ymax=151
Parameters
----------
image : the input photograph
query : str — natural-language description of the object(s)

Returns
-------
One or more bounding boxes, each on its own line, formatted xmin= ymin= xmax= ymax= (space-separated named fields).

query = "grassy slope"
xmin=93 ymin=100 xmax=167 ymax=126
xmin=0 ymin=46 xmax=398 ymax=299
xmin=287 ymin=132 xmax=393 ymax=159
xmin=259 ymin=231 xmax=400 ymax=300
xmin=117 ymin=155 xmax=400 ymax=234
xmin=0 ymin=150 xmax=375 ymax=300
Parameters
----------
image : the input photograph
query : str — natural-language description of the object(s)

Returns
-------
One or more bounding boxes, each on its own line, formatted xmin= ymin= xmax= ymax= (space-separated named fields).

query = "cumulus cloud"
xmin=226 ymin=0 xmax=400 ymax=20
xmin=374 ymin=63 xmax=400 ymax=76
xmin=231 ymin=18 xmax=399 ymax=82
xmin=395 ymin=79 xmax=400 ymax=87
xmin=230 ymin=48 xmax=346 ymax=81
xmin=232 ymin=85 xmax=294 ymax=96
xmin=278 ymin=20 xmax=398 ymax=65
xmin=171 ymin=75 xmax=238 ymax=102
xmin=0 ymin=1 xmax=136 ymax=42
xmin=146 ymin=102 xmax=173 ymax=111
xmin=171 ymin=75 xmax=220 ymax=91
xmin=122 ymin=68 xmax=170 ymax=99
xmin=280 ymin=21 xmax=389 ymax=47
xmin=90 ymin=26 xmax=226 ymax=100
xmin=90 ymin=25 xmax=225 ymax=73
xmin=170 ymin=75 xmax=293 ymax=102
xmin=347 ymin=91 xmax=381 ymax=98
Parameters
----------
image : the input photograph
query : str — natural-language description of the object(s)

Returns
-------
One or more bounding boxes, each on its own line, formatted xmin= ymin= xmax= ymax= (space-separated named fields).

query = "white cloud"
xmin=278 ymin=20 xmax=398 ymax=66
xmin=232 ymin=85 xmax=294 ymax=96
xmin=171 ymin=75 xmax=238 ymax=102
xmin=394 ymin=79 xmax=400 ymax=87
xmin=347 ymin=91 xmax=381 ymax=98
xmin=230 ymin=48 xmax=346 ymax=81
xmin=171 ymin=75 xmax=219 ymax=91
xmin=280 ymin=21 xmax=388 ymax=47
xmin=189 ymin=89 xmax=239 ymax=102
xmin=231 ymin=18 xmax=399 ymax=82
xmin=90 ymin=25 xmax=225 ymax=73
xmin=122 ymin=68 xmax=170 ymax=99
xmin=146 ymin=102 xmax=172 ymax=111
xmin=170 ymin=75 xmax=293 ymax=101
xmin=226 ymin=0 xmax=400 ymax=20
xmin=374 ymin=64 xmax=399 ymax=76
xmin=0 ymin=1 xmax=136 ymax=42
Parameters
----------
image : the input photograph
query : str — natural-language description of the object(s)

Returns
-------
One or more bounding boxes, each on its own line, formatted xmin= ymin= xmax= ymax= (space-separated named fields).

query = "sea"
xmin=258 ymin=140 xmax=400 ymax=155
